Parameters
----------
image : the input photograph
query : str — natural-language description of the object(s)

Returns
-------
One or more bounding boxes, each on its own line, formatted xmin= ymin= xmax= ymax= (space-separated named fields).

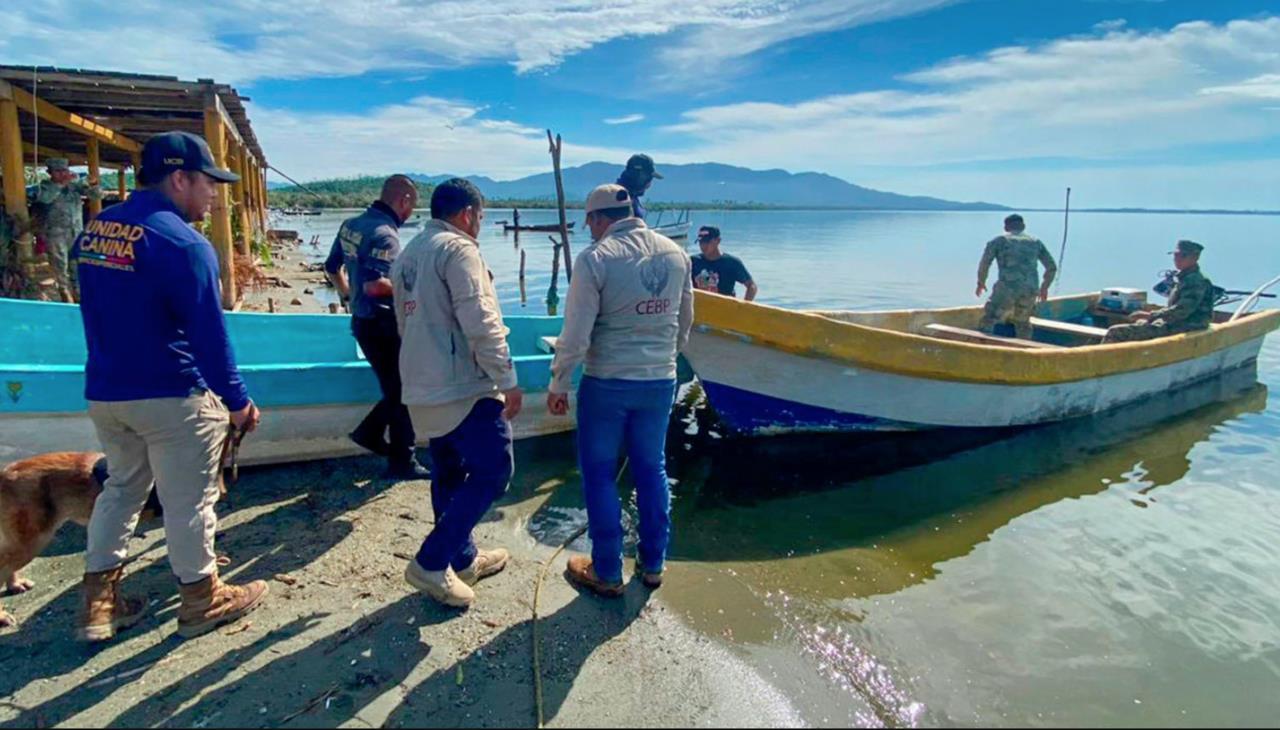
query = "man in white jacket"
xmin=392 ymin=178 xmax=523 ymax=608
xmin=547 ymin=184 xmax=693 ymax=596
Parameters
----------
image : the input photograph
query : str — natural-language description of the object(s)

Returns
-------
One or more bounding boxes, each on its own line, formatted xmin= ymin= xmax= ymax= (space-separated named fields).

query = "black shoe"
xmin=349 ymin=429 xmax=390 ymax=457
xmin=384 ymin=460 xmax=430 ymax=480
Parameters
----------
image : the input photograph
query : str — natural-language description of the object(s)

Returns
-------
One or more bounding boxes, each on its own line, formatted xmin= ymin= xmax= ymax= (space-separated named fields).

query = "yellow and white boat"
xmin=684 ymin=290 xmax=1280 ymax=434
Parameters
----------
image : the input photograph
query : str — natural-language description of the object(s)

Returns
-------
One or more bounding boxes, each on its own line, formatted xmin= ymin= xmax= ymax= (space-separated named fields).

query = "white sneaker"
xmin=404 ymin=561 xmax=474 ymax=608
xmin=457 ymin=548 xmax=510 ymax=586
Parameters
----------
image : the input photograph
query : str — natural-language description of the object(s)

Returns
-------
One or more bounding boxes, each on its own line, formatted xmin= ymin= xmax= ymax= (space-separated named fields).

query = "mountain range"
xmin=281 ymin=162 xmax=1006 ymax=211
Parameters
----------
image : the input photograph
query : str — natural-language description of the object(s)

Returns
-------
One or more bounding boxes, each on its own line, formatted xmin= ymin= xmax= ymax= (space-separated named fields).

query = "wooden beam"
xmin=21 ymin=141 xmax=88 ymax=166
xmin=0 ymin=96 xmax=34 ymax=263
xmin=203 ymin=102 xmax=236 ymax=309
xmin=204 ymin=87 xmax=245 ymax=151
xmin=1 ymin=80 xmax=141 ymax=153
xmin=230 ymin=142 xmax=251 ymax=255
xmin=86 ymin=138 xmax=102 ymax=217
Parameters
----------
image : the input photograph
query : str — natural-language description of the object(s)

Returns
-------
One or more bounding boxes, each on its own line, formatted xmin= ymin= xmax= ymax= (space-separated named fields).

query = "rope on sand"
xmin=531 ymin=458 xmax=628 ymax=728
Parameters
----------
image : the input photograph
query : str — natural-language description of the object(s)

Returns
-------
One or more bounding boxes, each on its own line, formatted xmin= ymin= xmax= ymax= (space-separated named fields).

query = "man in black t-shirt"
xmin=691 ymin=226 xmax=757 ymax=300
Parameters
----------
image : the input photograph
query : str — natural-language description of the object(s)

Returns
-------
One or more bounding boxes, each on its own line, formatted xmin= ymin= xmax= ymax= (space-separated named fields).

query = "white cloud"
xmin=254 ymin=96 xmax=633 ymax=182
xmin=0 ymin=0 xmax=949 ymax=84
xmin=604 ymin=114 xmax=646 ymax=125
xmin=659 ymin=18 xmax=1280 ymax=206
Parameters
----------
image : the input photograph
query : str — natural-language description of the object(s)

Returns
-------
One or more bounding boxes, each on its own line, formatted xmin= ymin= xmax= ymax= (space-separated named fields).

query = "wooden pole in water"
xmin=1055 ymin=187 xmax=1071 ymax=292
xmin=546 ymin=235 xmax=561 ymax=316
xmin=519 ymin=248 xmax=527 ymax=306
xmin=546 ymin=130 xmax=572 ymax=282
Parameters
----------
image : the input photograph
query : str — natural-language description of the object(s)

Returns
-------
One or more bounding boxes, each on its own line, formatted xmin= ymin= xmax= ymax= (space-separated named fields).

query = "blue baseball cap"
xmin=139 ymin=131 xmax=239 ymax=185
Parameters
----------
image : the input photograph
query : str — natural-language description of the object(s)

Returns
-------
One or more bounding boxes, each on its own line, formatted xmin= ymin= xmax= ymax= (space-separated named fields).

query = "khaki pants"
xmin=86 ymin=392 xmax=228 ymax=584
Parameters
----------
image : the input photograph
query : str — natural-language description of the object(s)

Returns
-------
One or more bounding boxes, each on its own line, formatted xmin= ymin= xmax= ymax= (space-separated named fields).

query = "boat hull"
xmin=687 ymin=328 xmax=1266 ymax=434
xmin=0 ymin=403 xmax=573 ymax=466
xmin=685 ymin=291 xmax=1280 ymax=436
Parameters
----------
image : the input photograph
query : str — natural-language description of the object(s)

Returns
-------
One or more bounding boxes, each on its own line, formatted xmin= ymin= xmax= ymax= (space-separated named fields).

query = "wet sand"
xmin=0 ymin=438 xmax=803 ymax=728
xmin=240 ymin=232 xmax=336 ymax=314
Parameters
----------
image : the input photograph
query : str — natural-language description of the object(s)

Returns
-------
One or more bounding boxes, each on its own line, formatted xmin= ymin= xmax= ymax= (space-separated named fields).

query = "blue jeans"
xmin=415 ymin=398 xmax=513 ymax=572
xmin=577 ymin=376 xmax=677 ymax=584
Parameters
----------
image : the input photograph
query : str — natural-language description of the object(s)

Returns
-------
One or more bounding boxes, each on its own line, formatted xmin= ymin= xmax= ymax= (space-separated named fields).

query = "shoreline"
xmin=240 ymin=232 xmax=336 ymax=314
xmin=0 ymin=441 xmax=805 ymax=728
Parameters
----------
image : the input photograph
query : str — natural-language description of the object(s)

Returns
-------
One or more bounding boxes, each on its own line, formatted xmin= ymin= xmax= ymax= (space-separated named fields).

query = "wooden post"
xmin=519 ymin=248 xmax=527 ymax=307
xmin=230 ymin=145 xmax=252 ymax=255
xmin=546 ymin=235 xmax=561 ymax=316
xmin=203 ymin=97 xmax=237 ymax=308
xmin=258 ymin=165 xmax=270 ymax=229
xmin=86 ymin=137 xmax=102 ymax=218
xmin=131 ymin=152 xmax=142 ymax=190
xmin=546 ymin=130 xmax=572 ymax=282
xmin=116 ymin=165 xmax=127 ymax=200
xmin=0 ymin=93 xmax=34 ymax=267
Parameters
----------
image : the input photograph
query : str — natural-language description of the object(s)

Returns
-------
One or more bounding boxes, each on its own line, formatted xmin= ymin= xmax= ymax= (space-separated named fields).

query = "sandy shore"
xmin=240 ymin=232 xmax=336 ymax=314
xmin=0 ymin=438 xmax=802 ymax=728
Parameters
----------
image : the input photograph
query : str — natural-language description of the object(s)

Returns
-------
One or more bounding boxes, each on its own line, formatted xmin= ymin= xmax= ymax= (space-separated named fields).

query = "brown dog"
xmin=0 ymin=433 xmax=236 ymax=628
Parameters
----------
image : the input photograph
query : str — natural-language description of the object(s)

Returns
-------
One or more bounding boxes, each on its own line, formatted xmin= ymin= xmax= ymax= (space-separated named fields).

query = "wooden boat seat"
xmin=922 ymin=323 xmax=1064 ymax=349
xmin=537 ymin=336 xmax=559 ymax=354
xmin=1030 ymin=317 xmax=1108 ymax=341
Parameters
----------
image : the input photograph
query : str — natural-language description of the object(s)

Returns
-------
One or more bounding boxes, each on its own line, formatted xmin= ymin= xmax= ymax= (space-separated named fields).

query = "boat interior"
xmin=811 ymin=293 xmax=1251 ymax=350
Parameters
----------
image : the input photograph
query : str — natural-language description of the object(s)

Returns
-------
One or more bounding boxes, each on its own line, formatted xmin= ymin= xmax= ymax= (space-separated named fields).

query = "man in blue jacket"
xmin=73 ymin=131 xmax=267 ymax=642
xmin=324 ymin=175 xmax=427 ymax=479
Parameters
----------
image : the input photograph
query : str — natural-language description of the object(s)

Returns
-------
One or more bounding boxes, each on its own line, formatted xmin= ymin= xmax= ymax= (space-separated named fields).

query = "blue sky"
xmin=5 ymin=0 xmax=1280 ymax=208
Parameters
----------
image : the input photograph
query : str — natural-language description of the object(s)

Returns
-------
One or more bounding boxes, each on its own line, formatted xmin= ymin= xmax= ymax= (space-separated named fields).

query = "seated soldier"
xmin=1104 ymin=240 xmax=1216 ymax=343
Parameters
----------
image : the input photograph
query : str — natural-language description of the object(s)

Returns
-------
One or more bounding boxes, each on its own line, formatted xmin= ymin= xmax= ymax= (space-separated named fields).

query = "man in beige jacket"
xmin=391 ymin=178 xmax=522 ymax=608
xmin=547 ymin=184 xmax=693 ymax=596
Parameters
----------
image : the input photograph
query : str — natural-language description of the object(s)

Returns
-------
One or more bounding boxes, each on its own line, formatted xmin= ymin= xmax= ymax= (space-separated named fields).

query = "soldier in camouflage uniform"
xmin=1103 ymin=240 xmax=1216 ymax=343
xmin=35 ymin=158 xmax=100 ymax=300
xmin=976 ymin=214 xmax=1058 ymax=339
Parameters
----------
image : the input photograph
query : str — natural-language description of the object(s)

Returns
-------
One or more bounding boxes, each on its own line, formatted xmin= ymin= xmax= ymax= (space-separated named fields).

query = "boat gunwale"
xmin=691 ymin=290 xmax=1280 ymax=386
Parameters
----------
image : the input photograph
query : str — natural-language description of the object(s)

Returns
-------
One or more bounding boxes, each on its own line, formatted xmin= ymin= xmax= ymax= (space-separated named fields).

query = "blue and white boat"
xmin=0 ymin=298 xmax=573 ymax=466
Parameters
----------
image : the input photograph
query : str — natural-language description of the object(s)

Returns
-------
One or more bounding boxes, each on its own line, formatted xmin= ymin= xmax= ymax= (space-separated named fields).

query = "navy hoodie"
xmin=72 ymin=189 xmax=250 ymax=411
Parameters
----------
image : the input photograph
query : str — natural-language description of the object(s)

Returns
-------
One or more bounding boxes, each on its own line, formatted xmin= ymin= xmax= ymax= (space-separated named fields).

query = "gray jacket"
xmin=392 ymin=220 xmax=517 ymax=406
xmin=550 ymin=218 xmax=693 ymax=393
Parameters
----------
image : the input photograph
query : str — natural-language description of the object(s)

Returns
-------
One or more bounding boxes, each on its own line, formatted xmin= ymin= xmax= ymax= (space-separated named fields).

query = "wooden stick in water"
xmin=546 ymin=130 xmax=573 ymax=282
xmin=546 ymin=235 xmax=561 ymax=316
xmin=520 ymin=248 xmax=528 ymax=306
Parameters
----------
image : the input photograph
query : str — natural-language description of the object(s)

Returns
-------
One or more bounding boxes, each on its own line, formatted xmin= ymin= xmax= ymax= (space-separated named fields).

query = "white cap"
xmin=585 ymin=184 xmax=633 ymax=214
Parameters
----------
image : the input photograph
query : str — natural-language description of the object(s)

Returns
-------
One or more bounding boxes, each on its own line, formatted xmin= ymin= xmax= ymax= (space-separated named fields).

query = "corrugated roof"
xmin=0 ymin=65 xmax=265 ymax=168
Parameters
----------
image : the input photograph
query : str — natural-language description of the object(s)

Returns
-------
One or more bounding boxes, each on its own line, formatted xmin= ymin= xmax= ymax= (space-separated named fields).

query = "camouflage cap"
xmin=45 ymin=158 xmax=70 ymax=172
xmin=1171 ymin=239 xmax=1204 ymax=256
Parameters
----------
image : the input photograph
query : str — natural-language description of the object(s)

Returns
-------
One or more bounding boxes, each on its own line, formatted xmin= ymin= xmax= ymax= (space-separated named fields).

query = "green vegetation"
xmin=266 ymin=175 xmax=781 ymax=211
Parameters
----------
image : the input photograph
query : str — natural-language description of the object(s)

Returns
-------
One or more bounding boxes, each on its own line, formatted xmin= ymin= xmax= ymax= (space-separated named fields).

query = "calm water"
xmin=283 ymin=208 xmax=1280 ymax=727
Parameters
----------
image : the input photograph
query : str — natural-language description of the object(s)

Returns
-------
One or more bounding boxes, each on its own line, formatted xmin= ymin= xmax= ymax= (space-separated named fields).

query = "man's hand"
xmin=502 ymin=387 xmax=524 ymax=420
xmin=976 ymin=283 xmax=987 ymax=297
xmin=231 ymin=401 xmax=261 ymax=433
xmin=547 ymin=392 xmax=570 ymax=416
xmin=1039 ymin=286 xmax=1050 ymax=303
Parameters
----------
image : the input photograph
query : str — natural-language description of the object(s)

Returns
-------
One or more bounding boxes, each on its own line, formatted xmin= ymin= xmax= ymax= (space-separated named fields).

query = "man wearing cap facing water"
xmin=976 ymin=213 xmax=1057 ymax=339
xmin=1104 ymin=240 xmax=1216 ymax=343
xmin=692 ymin=226 xmax=757 ymax=301
xmin=617 ymin=154 xmax=662 ymax=220
xmin=547 ymin=183 xmax=693 ymax=597
xmin=72 ymin=131 xmax=266 ymax=643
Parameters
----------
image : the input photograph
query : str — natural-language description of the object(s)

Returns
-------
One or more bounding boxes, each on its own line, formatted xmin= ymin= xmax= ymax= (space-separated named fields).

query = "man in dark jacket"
xmin=616 ymin=154 xmax=662 ymax=220
xmin=324 ymin=175 xmax=427 ymax=478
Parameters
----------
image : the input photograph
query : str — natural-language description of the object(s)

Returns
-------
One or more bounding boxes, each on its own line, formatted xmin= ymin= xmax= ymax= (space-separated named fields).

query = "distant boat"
xmin=684 ymin=290 xmax=1280 ymax=435
xmin=651 ymin=209 xmax=691 ymax=240
xmin=0 ymin=299 xmax=576 ymax=466
xmin=502 ymin=221 xmax=575 ymax=233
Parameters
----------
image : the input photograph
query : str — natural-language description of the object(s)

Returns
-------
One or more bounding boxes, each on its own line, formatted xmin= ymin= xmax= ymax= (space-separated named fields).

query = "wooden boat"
xmin=0 ymin=298 xmax=574 ymax=466
xmin=684 ymin=290 xmax=1280 ymax=435
xmin=502 ymin=221 xmax=575 ymax=233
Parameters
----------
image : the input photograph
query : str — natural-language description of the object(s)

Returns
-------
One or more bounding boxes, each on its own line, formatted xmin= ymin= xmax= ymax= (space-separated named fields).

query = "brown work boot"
xmin=635 ymin=565 xmax=664 ymax=589
xmin=457 ymin=548 xmax=510 ymax=586
xmin=77 ymin=567 xmax=147 ymax=643
xmin=176 ymin=571 xmax=268 ymax=639
xmin=565 ymin=556 xmax=624 ymax=598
